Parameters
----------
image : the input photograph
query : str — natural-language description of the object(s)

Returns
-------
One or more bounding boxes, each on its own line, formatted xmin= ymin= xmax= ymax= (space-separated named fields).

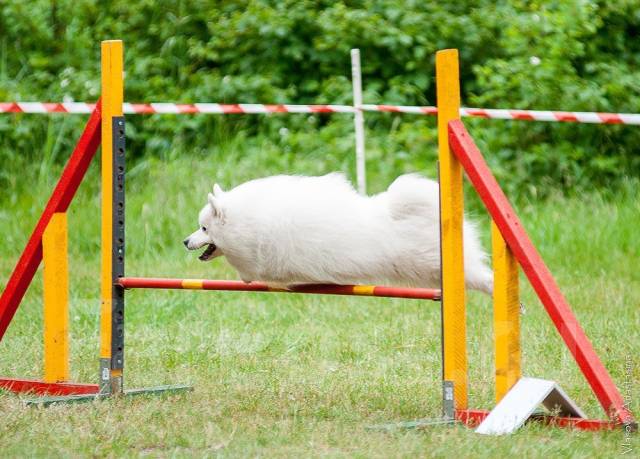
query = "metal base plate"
xmin=23 ymin=384 xmax=193 ymax=407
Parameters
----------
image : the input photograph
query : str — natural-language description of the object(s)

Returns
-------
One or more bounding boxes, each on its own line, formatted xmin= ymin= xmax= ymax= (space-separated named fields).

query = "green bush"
xmin=0 ymin=0 xmax=638 ymax=196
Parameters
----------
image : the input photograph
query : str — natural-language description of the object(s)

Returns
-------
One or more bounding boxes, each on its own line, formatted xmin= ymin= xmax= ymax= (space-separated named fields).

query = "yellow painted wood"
xmin=353 ymin=285 xmax=375 ymax=295
xmin=100 ymin=40 xmax=124 ymax=360
xmin=182 ymin=279 xmax=204 ymax=289
xmin=43 ymin=212 xmax=70 ymax=383
xmin=492 ymin=221 xmax=521 ymax=402
xmin=436 ymin=49 xmax=467 ymax=410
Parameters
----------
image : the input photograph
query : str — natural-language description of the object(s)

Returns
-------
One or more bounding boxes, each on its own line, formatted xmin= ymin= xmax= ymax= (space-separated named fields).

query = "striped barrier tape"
xmin=2 ymin=101 xmax=640 ymax=125
xmin=361 ymin=105 xmax=640 ymax=125
xmin=0 ymin=102 xmax=355 ymax=115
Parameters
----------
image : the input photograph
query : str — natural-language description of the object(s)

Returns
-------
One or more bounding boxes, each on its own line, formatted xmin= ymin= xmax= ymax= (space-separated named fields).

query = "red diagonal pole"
xmin=0 ymin=101 xmax=102 ymax=341
xmin=448 ymin=119 xmax=635 ymax=427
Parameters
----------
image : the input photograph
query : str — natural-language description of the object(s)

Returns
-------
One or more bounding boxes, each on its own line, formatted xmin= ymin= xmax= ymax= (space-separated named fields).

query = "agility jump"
xmin=0 ymin=41 xmax=635 ymax=432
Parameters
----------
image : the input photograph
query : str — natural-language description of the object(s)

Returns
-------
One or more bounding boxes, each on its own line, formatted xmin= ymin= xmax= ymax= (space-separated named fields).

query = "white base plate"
xmin=476 ymin=377 xmax=586 ymax=435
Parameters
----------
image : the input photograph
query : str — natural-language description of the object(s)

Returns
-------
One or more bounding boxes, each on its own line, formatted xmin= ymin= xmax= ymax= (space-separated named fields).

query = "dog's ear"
xmin=207 ymin=192 xmax=224 ymax=220
xmin=213 ymin=183 xmax=224 ymax=197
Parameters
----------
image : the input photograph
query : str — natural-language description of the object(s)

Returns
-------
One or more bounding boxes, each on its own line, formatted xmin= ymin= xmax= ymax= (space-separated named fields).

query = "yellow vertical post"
xmin=43 ymin=212 xmax=70 ymax=383
xmin=100 ymin=40 xmax=123 ymax=392
xmin=436 ymin=49 xmax=467 ymax=411
xmin=492 ymin=222 xmax=521 ymax=402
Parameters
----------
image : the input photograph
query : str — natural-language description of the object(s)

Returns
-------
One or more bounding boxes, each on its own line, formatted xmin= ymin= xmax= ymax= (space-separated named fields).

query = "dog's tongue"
xmin=199 ymin=244 xmax=216 ymax=261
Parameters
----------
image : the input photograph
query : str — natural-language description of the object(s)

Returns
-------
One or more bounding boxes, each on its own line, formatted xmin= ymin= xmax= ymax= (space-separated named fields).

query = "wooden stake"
xmin=43 ymin=212 xmax=69 ymax=383
xmin=492 ymin=221 xmax=520 ymax=402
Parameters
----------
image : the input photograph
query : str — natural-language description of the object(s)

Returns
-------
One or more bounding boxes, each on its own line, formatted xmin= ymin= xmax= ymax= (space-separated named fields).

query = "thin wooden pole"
xmin=351 ymin=49 xmax=366 ymax=194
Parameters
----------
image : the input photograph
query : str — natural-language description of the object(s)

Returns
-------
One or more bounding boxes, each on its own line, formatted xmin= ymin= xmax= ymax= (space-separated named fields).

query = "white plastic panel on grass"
xmin=476 ymin=377 xmax=586 ymax=435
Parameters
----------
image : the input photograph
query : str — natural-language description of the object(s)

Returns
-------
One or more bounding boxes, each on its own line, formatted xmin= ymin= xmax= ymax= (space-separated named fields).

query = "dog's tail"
xmin=386 ymin=173 xmax=440 ymax=220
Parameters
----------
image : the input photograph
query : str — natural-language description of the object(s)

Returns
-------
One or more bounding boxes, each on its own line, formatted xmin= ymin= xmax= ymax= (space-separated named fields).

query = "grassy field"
xmin=0 ymin=140 xmax=638 ymax=457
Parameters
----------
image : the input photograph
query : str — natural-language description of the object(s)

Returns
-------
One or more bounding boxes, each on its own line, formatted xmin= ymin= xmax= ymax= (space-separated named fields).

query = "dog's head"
xmin=183 ymin=184 xmax=225 ymax=261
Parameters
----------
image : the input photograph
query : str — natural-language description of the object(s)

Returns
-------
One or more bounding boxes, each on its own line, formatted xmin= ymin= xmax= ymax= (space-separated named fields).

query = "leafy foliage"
xmin=0 ymin=0 xmax=639 ymax=196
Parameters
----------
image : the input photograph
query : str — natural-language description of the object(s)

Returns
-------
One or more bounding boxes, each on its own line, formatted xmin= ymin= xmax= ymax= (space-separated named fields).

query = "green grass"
xmin=0 ymin=143 xmax=638 ymax=458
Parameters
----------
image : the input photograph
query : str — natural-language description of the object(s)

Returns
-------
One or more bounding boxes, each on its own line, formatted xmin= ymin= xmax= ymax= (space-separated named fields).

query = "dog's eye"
xmin=201 ymin=226 xmax=207 ymax=232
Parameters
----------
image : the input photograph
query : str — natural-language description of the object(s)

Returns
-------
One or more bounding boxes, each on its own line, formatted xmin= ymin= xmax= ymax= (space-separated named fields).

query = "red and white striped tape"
xmin=361 ymin=104 xmax=640 ymax=125
xmin=0 ymin=102 xmax=355 ymax=115
xmin=2 ymin=101 xmax=640 ymax=125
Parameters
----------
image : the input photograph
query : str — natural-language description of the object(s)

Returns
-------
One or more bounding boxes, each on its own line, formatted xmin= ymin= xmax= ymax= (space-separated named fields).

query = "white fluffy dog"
xmin=184 ymin=173 xmax=493 ymax=293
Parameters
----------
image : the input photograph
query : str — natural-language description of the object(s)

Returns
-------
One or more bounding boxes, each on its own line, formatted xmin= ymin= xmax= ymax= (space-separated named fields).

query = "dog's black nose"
xmin=183 ymin=238 xmax=189 ymax=248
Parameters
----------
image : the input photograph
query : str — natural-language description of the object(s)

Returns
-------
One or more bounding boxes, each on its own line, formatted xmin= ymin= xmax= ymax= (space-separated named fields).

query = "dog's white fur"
xmin=184 ymin=173 xmax=493 ymax=293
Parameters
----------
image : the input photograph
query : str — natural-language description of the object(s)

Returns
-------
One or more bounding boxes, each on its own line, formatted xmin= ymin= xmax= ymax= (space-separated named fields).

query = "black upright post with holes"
xmin=111 ymin=116 xmax=126 ymax=393
xmin=18 ymin=41 xmax=192 ymax=407
xmin=22 ymin=113 xmax=191 ymax=407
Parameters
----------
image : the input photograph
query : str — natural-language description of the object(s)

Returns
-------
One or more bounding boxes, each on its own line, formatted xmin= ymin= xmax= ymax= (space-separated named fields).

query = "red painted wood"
xmin=0 ymin=101 xmax=102 ymax=342
xmin=117 ymin=277 xmax=441 ymax=300
xmin=455 ymin=408 xmax=489 ymax=427
xmin=448 ymin=119 xmax=635 ymax=426
xmin=0 ymin=378 xmax=99 ymax=396
xmin=455 ymin=409 xmax=619 ymax=431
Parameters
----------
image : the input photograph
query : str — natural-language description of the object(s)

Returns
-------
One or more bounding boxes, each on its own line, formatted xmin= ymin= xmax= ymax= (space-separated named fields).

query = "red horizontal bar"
xmin=117 ymin=277 xmax=441 ymax=301
xmin=0 ymin=378 xmax=99 ymax=396
xmin=455 ymin=409 xmax=620 ymax=432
